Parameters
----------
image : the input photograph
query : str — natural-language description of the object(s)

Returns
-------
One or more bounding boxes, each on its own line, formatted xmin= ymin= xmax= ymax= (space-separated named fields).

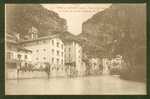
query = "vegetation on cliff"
xmin=6 ymin=4 xmax=67 ymax=38
xmin=80 ymin=4 xmax=146 ymax=81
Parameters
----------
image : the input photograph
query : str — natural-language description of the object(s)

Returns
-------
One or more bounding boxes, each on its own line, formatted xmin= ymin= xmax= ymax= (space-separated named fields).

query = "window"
xmin=9 ymin=46 xmax=12 ymax=50
xmin=43 ymin=49 xmax=46 ymax=51
xmin=7 ymin=52 xmax=11 ymax=59
xmin=52 ymin=67 xmax=55 ymax=71
xmin=36 ymin=49 xmax=39 ymax=52
xmin=52 ymin=58 xmax=54 ymax=63
xmin=52 ymin=40 xmax=54 ymax=46
xmin=52 ymin=49 xmax=54 ymax=55
xmin=43 ymin=40 xmax=46 ymax=43
xmin=61 ymin=44 xmax=63 ymax=49
xmin=25 ymin=63 xmax=28 ymax=67
xmin=78 ymin=50 xmax=80 ymax=53
xmin=57 ymin=51 xmax=59 ymax=56
xmin=61 ymin=59 xmax=63 ymax=64
xmin=57 ymin=42 xmax=59 ymax=47
xmin=78 ymin=55 xmax=80 ymax=58
xmin=57 ymin=67 xmax=59 ymax=71
xmin=69 ymin=54 xmax=71 ymax=62
xmin=17 ymin=54 xmax=21 ymax=59
xmin=25 ymin=55 xmax=28 ymax=59
xmin=61 ymin=52 xmax=63 ymax=57
xmin=57 ymin=59 xmax=59 ymax=64
xmin=69 ymin=48 xmax=71 ymax=52
xmin=36 ymin=41 xmax=39 ymax=44
xmin=43 ymin=57 xmax=46 ymax=60
xmin=64 ymin=48 xmax=66 ymax=52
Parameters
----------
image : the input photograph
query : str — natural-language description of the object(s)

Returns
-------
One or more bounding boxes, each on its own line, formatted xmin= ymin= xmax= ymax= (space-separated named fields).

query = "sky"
xmin=42 ymin=4 xmax=111 ymax=35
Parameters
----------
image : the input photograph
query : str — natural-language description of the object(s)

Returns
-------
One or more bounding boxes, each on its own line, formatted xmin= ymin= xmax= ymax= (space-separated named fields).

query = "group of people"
xmin=16 ymin=61 xmax=51 ymax=78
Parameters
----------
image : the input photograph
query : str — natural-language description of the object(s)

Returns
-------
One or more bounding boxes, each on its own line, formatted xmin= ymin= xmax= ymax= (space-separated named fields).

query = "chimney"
xmin=28 ymin=26 xmax=38 ymax=40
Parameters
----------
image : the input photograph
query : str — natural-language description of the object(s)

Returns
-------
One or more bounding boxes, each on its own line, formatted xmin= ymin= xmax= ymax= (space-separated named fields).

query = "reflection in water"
xmin=5 ymin=75 xmax=146 ymax=95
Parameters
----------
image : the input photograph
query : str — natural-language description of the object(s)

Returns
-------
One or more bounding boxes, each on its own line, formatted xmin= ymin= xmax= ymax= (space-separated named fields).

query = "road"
xmin=5 ymin=75 xmax=146 ymax=95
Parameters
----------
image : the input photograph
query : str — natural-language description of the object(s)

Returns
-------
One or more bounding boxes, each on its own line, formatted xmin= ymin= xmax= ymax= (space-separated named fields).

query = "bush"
xmin=120 ymin=63 xmax=146 ymax=82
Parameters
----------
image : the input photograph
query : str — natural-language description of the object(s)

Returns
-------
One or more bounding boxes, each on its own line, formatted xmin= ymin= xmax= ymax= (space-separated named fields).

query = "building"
xmin=109 ymin=55 xmax=123 ymax=75
xmin=64 ymin=41 xmax=84 ymax=76
xmin=102 ymin=58 xmax=111 ymax=74
xmin=111 ymin=55 xmax=122 ymax=65
xmin=102 ymin=55 xmax=123 ymax=75
xmin=5 ymin=33 xmax=32 ymax=79
xmin=80 ymin=61 xmax=86 ymax=76
xmin=5 ymin=33 xmax=32 ymax=68
xmin=24 ymin=26 xmax=39 ymax=40
xmin=89 ymin=58 xmax=102 ymax=75
xmin=20 ymin=34 xmax=66 ymax=77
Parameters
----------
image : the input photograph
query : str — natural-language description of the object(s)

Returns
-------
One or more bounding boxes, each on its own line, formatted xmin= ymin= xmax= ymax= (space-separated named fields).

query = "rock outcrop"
xmin=6 ymin=4 xmax=67 ymax=39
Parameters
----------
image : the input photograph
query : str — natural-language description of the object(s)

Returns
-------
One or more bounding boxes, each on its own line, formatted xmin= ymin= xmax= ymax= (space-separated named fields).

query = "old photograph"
xmin=5 ymin=4 xmax=146 ymax=95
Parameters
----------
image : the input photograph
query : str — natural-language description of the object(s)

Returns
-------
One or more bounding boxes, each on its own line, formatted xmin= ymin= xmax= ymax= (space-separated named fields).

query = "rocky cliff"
xmin=79 ymin=4 xmax=146 ymax=58
xmin=6 ymin=4 xmax=67 ymax=39
xmin=79 ymin=4 xmax=146 ymax=81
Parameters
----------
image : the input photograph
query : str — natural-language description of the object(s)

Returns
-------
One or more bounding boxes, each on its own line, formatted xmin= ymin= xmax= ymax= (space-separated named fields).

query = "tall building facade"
xmin=5 ymin=33 xmax=32 ymax=67
xmin=89 ymin=58 xmax=102 ymax=75
xmin=65 ymin=41 xmax=84 ymax=76
xmin=20 ymin=35 xmax=65 ymax=77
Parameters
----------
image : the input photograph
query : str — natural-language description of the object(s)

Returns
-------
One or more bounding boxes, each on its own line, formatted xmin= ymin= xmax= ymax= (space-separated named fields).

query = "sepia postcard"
xmin=5 ymin=3 xmax=146 ymax=95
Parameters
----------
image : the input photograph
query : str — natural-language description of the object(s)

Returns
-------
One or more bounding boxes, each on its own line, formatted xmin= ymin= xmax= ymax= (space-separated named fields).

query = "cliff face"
xmin=79 ymin=4 xmax=146 ymax=81
xmin=6 ymin=4 xmax=67 ymax=38
xmin=79 ymin=4 xmax=146 ymax=58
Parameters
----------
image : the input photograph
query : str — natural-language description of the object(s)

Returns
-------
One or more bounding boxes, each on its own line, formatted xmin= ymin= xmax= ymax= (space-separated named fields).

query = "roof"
xmin=17 ymin=46 xmax=32 ymax=53
xmin=63 ymin=39 xmax=82 ymax=47
xmin=19 ymin=34 xmax=60 ymax=44
xmin=6 ymin=39 xmax=17 ymax=44
xmin=6 ymin=33 xmax=18 ymax=44
xmin=6 ymin=33 xmax=32 ymax=53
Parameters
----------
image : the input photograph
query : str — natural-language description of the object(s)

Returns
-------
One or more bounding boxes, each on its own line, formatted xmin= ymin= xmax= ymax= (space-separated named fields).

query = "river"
xmin=5 ymin=75 xmax=146 ymax=95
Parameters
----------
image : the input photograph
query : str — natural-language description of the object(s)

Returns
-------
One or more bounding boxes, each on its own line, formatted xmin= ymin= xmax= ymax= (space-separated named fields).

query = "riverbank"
xmin=6 ymin=69 xmax=67 ymax=80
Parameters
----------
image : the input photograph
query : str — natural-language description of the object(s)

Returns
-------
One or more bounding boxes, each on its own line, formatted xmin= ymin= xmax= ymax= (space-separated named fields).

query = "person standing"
xmin=45 ymin=63 xmax=50 ymax=79
xmin=16 ymin=60 xmax=21 ymax=79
